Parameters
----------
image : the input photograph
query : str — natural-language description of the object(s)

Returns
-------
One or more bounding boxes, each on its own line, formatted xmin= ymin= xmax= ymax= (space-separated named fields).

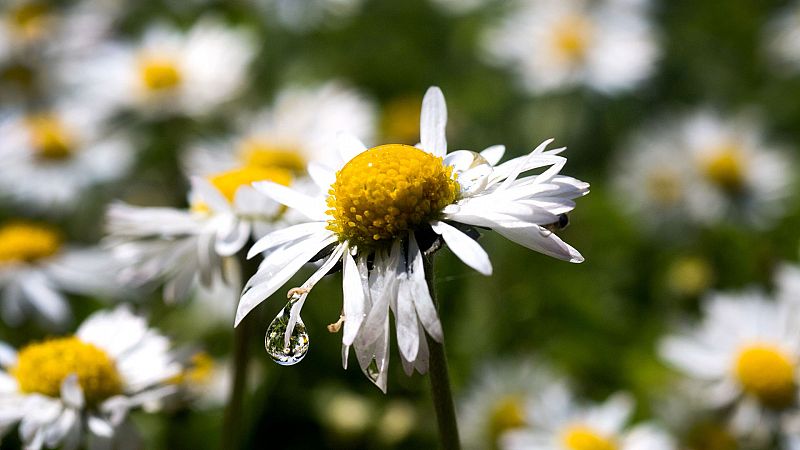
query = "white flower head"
xmin=502 ymin=389 xmax=675 ymax=450
xmin=0 ymin=220 xmax=130 ymax=327
xmin=764 ymin=1 xmax=800 ymax=75
xmin=482 ymin=0 xmax=659 ymax=94
xmin=236 ymin=86 xmax=588 ymax=391
xmin=659 ymin=290 xmax=800 ymax=438
xmin=105 ymin=165 xmax=296 ymax=303
xmin=0 ymin=306 xmax=183 ymax=449
xmin=459 ymin=359 xmax=561 ymax=450
xmin=184 ymin=82 xmax=376 ymax=176
xmin=62 ymin=17 xmax=257 ymax=117
xmin=257 ymin=0 xmax=365 ymax=31
xmin=0 ymin=102 xmax=133 ymax=214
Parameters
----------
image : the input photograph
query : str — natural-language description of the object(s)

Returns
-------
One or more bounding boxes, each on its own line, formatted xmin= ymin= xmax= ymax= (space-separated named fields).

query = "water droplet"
xmin=444 ymin=150 xmax=492 ymax=194
xmin=264 ymin=299 xmax=309 ymax=366
xmin=366 ymin=359 xmax=380 ymax=382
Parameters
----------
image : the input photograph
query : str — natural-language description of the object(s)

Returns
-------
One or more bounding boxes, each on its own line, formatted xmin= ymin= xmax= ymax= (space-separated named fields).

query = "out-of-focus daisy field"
xmin=2 ymin=0 xmax=800 ymax=449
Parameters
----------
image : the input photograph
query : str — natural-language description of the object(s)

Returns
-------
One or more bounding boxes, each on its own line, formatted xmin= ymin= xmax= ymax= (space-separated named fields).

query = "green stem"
xmin=423 ymin=256 xmax=461 ymax=450
xmin=221 ymin=256 xmax=257 ymax=450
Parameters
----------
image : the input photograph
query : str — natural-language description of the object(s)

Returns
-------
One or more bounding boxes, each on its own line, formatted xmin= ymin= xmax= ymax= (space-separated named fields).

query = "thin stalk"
xmin=424 ymin=256 xmax=461 ymax=450
xmin=221 ymin=255 xmax=257 ymax=450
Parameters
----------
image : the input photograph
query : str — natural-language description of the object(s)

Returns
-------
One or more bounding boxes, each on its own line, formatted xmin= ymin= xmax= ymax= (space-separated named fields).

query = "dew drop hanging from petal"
xmin=265 ymin=299 xmax=309 ymax=366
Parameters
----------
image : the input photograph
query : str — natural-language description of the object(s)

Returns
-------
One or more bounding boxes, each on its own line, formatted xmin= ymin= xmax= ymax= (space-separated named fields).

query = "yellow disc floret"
xmin=488 ymin=396 xmax=526 ymax=445
xmin=207 ymin=166 xmax=293 ymax=204
xmin=552 ymin=15 xmax=593 ymax=63
xmin=326 ymin=144 xmax=459 ymax=248
xmin=734 ymin=344 xmax=796 ymax=408
xmin=0 ymin=222 xmax=61 ymax=264
xmin=561 ymin=425 xmax=618 ymax=450
xmin=12 ymin=336 xmax=123 ymax=405
xmin=702 ymin=146 xmax=745 ymax=194
xmin=138 ymin=55 xmax=183 ymax=92
xmin=8 ymin=1 xmax=51 ymax=40
xmin=238 ymin=138 xmax=306 ymax=173
xmin=26 ymin=114 xmax=76 ymax=159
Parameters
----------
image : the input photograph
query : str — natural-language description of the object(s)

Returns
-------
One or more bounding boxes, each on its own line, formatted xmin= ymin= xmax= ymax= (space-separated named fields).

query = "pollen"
xmin=208 ymin=165 xmax=293 ymax=203
xmin=138 ymin=55 xmax=183 ymax=92
xmin=734 ymin=344 xmax=796 ymax=409
xmin=25 ymin=114 xmax=76 ymax=159
xmin=561 ymin=425 xmax=618 ymax=450
xmin=0 ymin=222 xmax=61 ymax=264
xmin=702 ymin=146 xmax=745 ymax=194
xmin=11 ymin=336 xmax=123 ymax=405
xmin=326 ymin=144 xmax=459 ymax=248
xmin=552 ymin=15 xmax=593 ymax=63
xmin=238 ymin=138 xmax=306 ymax=173
xmin=488 ymin=396 xmax=526 ymax=443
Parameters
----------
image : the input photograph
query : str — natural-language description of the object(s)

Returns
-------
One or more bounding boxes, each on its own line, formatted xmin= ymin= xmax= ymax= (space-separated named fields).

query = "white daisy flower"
xmin=502 ymin=389 xmax=675 ymax=450
xmin=0 ymin=101 xmax=133 ymax=214
xmin=105 ymin=165 xmax=294 ymax=303
xmin=765 ymin=1 xmax=800 ymax=74
xmin=235 ymin=86 xmax=588 ymax=391
xmin=185 ymin=82 xmax=376 ymax=176
xmin=659 ymin=290 xmax=800 ymax=438
xmin=63 ymin=17 xmax=256 ymax=117
xmin=459 ymin=359 xmax=561 ymax=450
xmin=0 ymin=306 xmax=182 ymax=449
xmin=256 ymin=0 xmax=365 ymax=31
xmin=0 ymin=221 xmax=128 ymax=327
xmin=482 ymin=0 xmax=659 ymax=94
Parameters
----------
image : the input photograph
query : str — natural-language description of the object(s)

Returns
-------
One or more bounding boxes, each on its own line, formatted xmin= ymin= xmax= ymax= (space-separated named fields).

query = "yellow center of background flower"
xmin=26 ymin=114 xmax=75 ymax=159
xmin=8 ymin=2 xmax=50 ymax=40
xmin=703 ymin=146 xmax=745 ymax=194
xmin=238 ymin=139 xmax=306 ymax=173
xmin=326 ymin=144 xmax=459 ymax=248
xmin=138 ymin=56 xmax=183 ymax=92
xmin=552 ymin=15 xmax=593 ymax=63
xmin=646 ymin=169 xmax=682 ymax=206
xmin=12 ymin=336 xmax=123 ymax=405
xmin=207 ymin=166 xmax=293 ymax=204
xmin=735 ymin=344 xmax=796 ymax=408
xmin=0 ymin=222 xmax=61 ymax=264
xmin=488 ymin=396 xmax=526 ymax=445
xmin=561 ymin=425 xmax=618 ymax=450
xmin=169 ymin=352 xmax=214 ymax=386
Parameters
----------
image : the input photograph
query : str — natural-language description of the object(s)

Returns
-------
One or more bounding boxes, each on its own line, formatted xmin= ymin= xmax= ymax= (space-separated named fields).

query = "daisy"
xmin=0 ymin=220 xmax=128 ymax=327
xmin=0 ymin=101 xmax=133 ymax=214
xmin=482 ymin=0 xmax=659 ymax=94
xmin=235 ymin=86 xmax=588 ymax=390
xmin=257 ymin=0 xmax=365 ymax=31
xmin=502 ymin=389 xmax=675 ymax=450
xmin=764 ymin=1 xmax=800 ymax=74
xmin=459 ymin=359 xmax=562 ymax=450
xmin=0 ymin=306 xmax=183 ymax=449
xmin=62 ymin=17 xmax=256 ymax=117
xmin=184 ymin=82 xmax=376 ymax=176
xmin=105 ymin=165 xmax=294 ymax=303
xmin=680 ymin=110 xmax=793 ymax=227
xmin=659 ymin=290 xmax=800 ymax=438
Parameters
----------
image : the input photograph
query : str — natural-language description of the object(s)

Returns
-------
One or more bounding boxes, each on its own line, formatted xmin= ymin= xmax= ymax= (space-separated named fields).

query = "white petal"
xmin=430 ymin=221 xmax=492 ymax=275
xmin=247 ymin=222 xmax=328 ymax=259
xmin=0 ymin=342 xmax=17 ymax=368
xmin=479 ymin=145 xmax=505 ymax=165
xmin=190 ymin=176 xmax=229 ymax=213
xmin=342 ymin=250 xmax=366 ymax=346
xmin=251 ymin=181 xmax=327 ymax=221
xmin=20 ymin=274 xmax=71 ymax=324
xmin=419 ymin=86 xmax=447 ymax=157
xmin=87 ymin=416 xmax=114 ymax=438
xmin=407 ymin=234 xmax=443 ymax=342
xmin=494 ymin=225 xmax=584 ymax=263
xmin=307 ymin=162 xmax=336 ymax=190
xmin=337 ymin=132 xmax=368 ymax=164
xmin=214 ymin=219 xmax=250 ymax=257
xmin=60 ymin=375 xmax=84 ymax=409
xmin=396 ymin=275 xmax=419 ymax=362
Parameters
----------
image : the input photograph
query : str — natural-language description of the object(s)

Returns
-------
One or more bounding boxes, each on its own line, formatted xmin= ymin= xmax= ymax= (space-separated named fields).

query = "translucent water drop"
xmin=264 ymin=300 xmax=309 ymax=366
xmin=366 ymin=359 xmax=380 ymax=383
xmin=443 ymin=150 xmax=492 ymax=194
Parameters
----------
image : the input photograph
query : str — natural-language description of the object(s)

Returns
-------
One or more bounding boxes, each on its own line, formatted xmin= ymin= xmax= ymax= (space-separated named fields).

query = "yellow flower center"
xmin=206 ymin=166 xmax=293 ymax=204
xmin=488 ymin=396 xmax=526 ymax=445
xmin=25 ymin=114 xmax=76 ymax=159
xmin=138 ymin=55 xmax=183 ymax=92
xmin=734 ymin=344 xmax=796 ymax=408
xmin=7 ymin=1 xmax=50 ymax=40
xmin=11 ymin=336 xmax=123 ymax=405
xmin=702 ymin=146 xmax=745 ymax=194
xmin=326 ymin=144 xmax=459 ymax=248
xmin=552 ymin=15 xmax=593 ymax=63
xmin=646 ymin=168 xmax=682 ymax=206
xmin=561 ymin=425 xmax=618 ymax=450
xmin=169 ymin=352 xmax=214 ymax=386
xmin=0 ymin=222 xmax=61 ymax=264
xmin=238 ymin=138 xmax=306 ymax=173
xmin=666 ymin=256 xmax=713 ymax=297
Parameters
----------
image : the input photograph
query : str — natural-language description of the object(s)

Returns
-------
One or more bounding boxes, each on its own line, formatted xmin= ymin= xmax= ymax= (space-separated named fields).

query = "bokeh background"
xmin=2 ymin=0 xmax=800 ymax=449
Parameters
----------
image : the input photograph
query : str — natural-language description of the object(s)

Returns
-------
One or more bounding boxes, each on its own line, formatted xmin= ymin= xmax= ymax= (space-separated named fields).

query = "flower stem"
xmin=424 ymin=256 xmax=461 ymax=450
xmin=221 ymin=256 xmax=257 ymax=450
